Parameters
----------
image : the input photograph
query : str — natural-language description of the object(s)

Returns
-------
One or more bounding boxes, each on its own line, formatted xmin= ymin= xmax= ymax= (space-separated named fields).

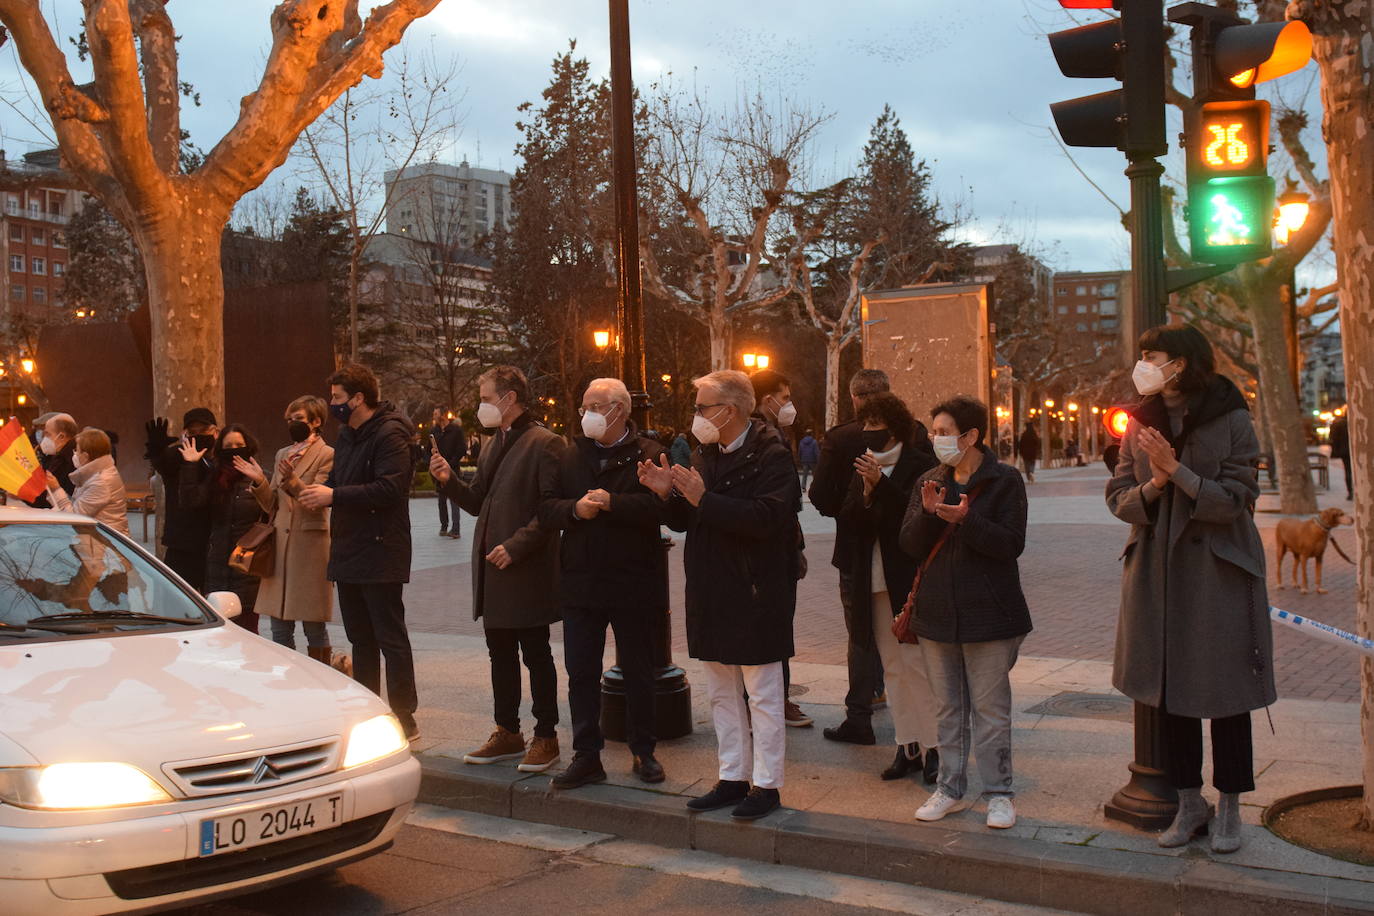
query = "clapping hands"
xmin=1134 ymin=424 xmax=1180 ymax=486
xmin=637 ymin=453 xmax=674 ymax=499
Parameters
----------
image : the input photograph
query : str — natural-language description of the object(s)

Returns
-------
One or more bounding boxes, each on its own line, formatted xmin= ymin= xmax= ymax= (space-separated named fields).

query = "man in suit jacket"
xmin=430 ymin=366 xmax=567 ymax=775
xmin=430 ymin=407 xmax=468 ymax=539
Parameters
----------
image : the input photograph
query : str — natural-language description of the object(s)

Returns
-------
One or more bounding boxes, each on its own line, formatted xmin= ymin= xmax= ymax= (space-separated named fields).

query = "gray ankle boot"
xmin=1211 ymin=792 xmax=1242 ymax=853
xmin=1158 ymin=787 xmax=1212 ymax=847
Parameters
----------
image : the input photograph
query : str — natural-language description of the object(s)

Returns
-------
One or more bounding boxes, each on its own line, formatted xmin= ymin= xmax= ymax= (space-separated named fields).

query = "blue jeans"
xmin=269 ymin=615 xmax=330 ymax=649
xmin=921 ymin=635 xmax=1024 ymax=799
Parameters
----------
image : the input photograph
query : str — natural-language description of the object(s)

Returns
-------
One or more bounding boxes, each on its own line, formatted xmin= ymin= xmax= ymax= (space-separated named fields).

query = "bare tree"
xmin=0 ymin=0 xmax=441 ymax=421
xmin=640 ymin=89 xmax=827 ymax=369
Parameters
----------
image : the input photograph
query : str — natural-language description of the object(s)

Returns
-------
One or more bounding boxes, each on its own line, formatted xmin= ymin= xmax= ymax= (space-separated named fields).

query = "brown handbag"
xmin=892 ymin=483 xmax=984 ymax=645
xmin=229 ymin=520 xmax=275 ymax=578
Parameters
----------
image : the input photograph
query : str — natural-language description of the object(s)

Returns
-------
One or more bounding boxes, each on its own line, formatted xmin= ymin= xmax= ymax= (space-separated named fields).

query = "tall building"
xmin=1301 ymin=331 xmax=1345 ymax=415
xmin=1052 ymin=269 xmax=1133 ymax=365
xmin=384 ymin=161 xmax=512 ymax=249
xmin=969 ymin=244 xmax=1053 ymax=305
xmin=1 ymin=149 xmax=80 ymax=318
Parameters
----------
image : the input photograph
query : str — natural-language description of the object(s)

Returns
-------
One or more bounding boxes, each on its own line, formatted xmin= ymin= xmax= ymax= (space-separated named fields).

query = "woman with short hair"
xmin=46 ymin=427 xmax=129 ymax=534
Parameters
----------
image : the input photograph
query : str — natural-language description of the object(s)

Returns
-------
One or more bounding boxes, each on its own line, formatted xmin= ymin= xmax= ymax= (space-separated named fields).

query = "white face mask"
xmin=72 ymin=452 xmax=86 ymax=469
xmin=580 ymin=404 xmax=617 ymax=440
xmin=691 ymin=406 xmax=727 ymax=445
xmin=932 ymin=434 xmax=967 ymax=467
xmin=774 ymin=400 xmax=797 ymax=428
xmin=1132 ymin=358 xmax=1176 ymax=396
xmin=476 ymin=392 xmax=508 ymax=430
xmin=39 ymin=436 xmax=59 ymax=456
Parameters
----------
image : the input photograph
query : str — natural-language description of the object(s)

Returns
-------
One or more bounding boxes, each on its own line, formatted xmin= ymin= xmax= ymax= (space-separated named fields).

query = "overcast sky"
xmin=0 ymin=0 xmax=1331 ymax=282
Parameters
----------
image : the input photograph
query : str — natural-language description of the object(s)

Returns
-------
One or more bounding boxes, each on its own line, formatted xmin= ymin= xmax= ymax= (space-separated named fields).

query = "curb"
xmin=417 ymin=754 xmax=1374 ymax=916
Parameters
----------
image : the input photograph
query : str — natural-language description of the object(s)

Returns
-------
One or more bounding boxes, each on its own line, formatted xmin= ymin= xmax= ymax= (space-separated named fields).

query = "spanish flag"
xmin=0 ymin=417 xmax=46 ymax=503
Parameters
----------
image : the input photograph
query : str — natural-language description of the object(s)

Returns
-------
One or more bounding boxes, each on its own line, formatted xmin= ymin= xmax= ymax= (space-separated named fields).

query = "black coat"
xmin=432 ymin=422 xmax=467 ymax=465
xmin=1017 ymin=429 xmax=1041 ymax=462
xmin=538 ymin=424 xmax=668 ymax=610
xmin=898 ymin=447 xmax=1033 ymax=644
xmin=179 ymin=462 xmax=264 ymax=610
xmin=29 ymin=440 xmax=77 ymax=510
xmin=837 ymin=444 xmax=939 ymax=631
xmin=665 ymin=420 xmax=799 ymax=665
xmin=151 ymin=443 xmax=213 ymax=553
xmin=326 ymin=403 xmax=415 ymax=584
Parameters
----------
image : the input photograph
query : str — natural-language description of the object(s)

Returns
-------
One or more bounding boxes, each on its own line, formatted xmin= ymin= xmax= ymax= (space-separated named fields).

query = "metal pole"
xmin=601 ymin=0 xmax=692 ymax=743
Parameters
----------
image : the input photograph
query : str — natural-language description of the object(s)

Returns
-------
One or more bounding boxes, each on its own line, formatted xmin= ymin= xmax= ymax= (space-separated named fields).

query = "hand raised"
xmin=933 ymin=493 xmax=970 ymax=524
xmin=178 ymin=437 xmax=206 ymax=463
xmin=233 ymin=455 xmax=266 ymax=484
xmin=920 ymin=479 xmax=946 ymax=514
xmin=637 ymin=452 xmax=674 ymax=499
xmin=429 ymin=450 xmax=453 ymax=486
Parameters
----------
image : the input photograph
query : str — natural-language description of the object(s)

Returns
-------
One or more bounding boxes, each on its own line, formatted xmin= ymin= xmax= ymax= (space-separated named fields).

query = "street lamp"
xmin=593 ymin=329 xmax=612 ymax=350
xmin=741 ymin=353 xmax=757 ymax=369
xmin=1274 ymin=187 xmax=1311 ymax=397
xmin=756 ymin=355 xmax=770 ymax=370
xmin=20 ymin=359 xmax=34 ymax=375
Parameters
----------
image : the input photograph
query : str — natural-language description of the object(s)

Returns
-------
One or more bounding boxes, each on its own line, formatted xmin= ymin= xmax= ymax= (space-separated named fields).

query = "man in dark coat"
xmin=1329 ymin=412 xmax=1352 ymax=501
xmin=299 ymin=365 xmax=418 ymax=740
xmin=538 ymin=378 xmax=667 ymax=790
xmin=811 ymin=369 xmax=925 ymax=744
xmin=430 ymin=366 xmax=566 ymax=775
xmin=430 ymin=407 xmax=468 ymax=538
xmin=145 ymin=408 xmax=218 ymax=590
xmin=27 ymin=412 xmax=79 ymax=510
xmin=641 ymin=370 xmax=800 ymax=822
xmin=1017 ymin=422 xmax=1041 ymax=483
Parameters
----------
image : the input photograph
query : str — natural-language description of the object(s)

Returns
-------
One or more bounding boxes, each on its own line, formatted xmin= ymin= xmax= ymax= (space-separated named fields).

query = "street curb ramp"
xmin=418 ymin=755 xmax=1374 ymax=915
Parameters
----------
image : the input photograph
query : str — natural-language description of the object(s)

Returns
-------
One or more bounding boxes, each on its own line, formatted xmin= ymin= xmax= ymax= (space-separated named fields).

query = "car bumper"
xmin=0 ymin=754 xmax=419 ymax=915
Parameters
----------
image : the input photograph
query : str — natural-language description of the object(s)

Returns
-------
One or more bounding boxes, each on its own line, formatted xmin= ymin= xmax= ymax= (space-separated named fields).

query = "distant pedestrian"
xmin=838 ymin=393 xmax=939 ymax=784
xmin=430 ymin=407 xmax=467 ymax=539
xmin=1329 ymin=412 xmax=1352 ymax=501
xmin=798 ymin=429 xmax=819 ymax=490
xmin=46 ymin=427 xmax=129 ymax=534
xmin=180 ymin=424 xmax=266 ymax=636
xmin=246 ymin=396 xmax=335 ymax=660
xmin=669 ymin=430 xmax=692 ymax=467
xmin=1017 ymin=421 xmax=1040 ymax=483
xmin=900 ymin=395 xmax=1032 ymax=830
xmin=540 ymin=378 xmax=668 ymax=790
xmin=299 ymin=365 xmax=419 ymax=741
xmin=640 ymin=370 xmax=800 ymax=821
xmin=146 ymin=408 xmax=218 ymax=590
xmin=433 ymin=366 xmax=566 ymax=774
xmin=1107 ymin=324 xmax=1274 ymax=854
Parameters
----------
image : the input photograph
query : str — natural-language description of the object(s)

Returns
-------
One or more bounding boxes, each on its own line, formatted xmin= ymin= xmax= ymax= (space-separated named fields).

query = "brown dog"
xmin=1275 ymin=506 xmax=1355 ymax=594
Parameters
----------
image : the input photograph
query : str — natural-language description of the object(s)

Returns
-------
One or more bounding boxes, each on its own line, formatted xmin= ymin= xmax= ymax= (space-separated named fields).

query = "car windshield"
xmin=0 ymin=523 xmax=211 ymax=640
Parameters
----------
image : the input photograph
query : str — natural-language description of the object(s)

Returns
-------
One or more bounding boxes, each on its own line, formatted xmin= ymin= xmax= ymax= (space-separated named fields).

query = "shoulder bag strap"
xmin=898 ymin=481 xmax=987 ymax=616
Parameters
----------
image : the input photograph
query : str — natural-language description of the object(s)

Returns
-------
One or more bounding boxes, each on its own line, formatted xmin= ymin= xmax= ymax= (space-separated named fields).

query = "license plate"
xmin=198 ymin=792 xmax=344 ymax=857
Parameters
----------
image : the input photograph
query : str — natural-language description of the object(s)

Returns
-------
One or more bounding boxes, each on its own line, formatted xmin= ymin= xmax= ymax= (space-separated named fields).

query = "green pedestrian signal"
xmin=1188 ymin=175 xmax=1275 ymax=264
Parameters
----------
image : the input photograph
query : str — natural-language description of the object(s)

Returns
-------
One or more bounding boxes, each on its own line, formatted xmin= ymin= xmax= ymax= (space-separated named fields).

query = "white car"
xmin=0 ymin=507 xmax=419 ymax=914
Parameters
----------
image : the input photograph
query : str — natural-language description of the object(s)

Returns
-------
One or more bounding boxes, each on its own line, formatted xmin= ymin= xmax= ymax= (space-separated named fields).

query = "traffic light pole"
xmin=601 ymin=0 xmax=693 ymax=744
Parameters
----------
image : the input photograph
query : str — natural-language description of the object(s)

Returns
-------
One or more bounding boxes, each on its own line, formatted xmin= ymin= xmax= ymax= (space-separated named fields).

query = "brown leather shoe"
xmin=517 ymin=735 xmax=560 ymax=773
xmin=462 ymin=726 xmax=525 ymax=765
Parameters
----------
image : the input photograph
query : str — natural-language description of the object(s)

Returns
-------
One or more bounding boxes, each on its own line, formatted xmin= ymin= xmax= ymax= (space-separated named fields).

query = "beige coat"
xmin=51 ymin=454 xmax=129 ymax=534
xmin=252 ymin=437 xmax=334 ymax=622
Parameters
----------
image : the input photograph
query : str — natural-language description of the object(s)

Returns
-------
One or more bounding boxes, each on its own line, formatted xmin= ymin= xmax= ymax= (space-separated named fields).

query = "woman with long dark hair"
xmin=1106 ymin=324 xmax=1274 ymax=853
xmin=180 ymin=423 xmax=267 ymax=635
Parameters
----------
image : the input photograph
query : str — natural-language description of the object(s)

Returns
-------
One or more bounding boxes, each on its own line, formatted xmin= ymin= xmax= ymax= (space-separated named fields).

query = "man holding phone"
xmin=430 ymin=408 xmax=467 ymax=539
xmin=145 ymin=407 xmax=218 ymax=591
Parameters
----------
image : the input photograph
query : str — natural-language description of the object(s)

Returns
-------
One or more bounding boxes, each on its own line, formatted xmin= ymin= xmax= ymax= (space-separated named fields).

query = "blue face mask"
xmin=329 ymin=399 xmax=353 ymax=424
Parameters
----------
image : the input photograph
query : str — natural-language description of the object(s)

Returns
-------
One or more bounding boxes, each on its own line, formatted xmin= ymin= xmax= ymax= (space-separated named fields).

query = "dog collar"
xmin=1315 ymin=516 xmax=1336 ymax=531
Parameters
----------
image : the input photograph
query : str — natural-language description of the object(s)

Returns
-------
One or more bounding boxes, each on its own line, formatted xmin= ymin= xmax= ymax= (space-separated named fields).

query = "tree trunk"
xmin=1303 ymin=0 xmax=1374 ymax=830
xmin=708 ymin=306 xmax=731 ymax=372
xmin=824 ymin=334 xmax=842 ymax=430
xmin=135 ymin=208 xmax=229 ymax=423
xmin=1249 ymin=282 xmax=1317 ymax=514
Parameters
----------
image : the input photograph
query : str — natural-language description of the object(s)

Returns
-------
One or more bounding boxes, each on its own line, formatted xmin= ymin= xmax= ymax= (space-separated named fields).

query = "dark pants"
xmin=1160 ymin=707 xmax=1254 ymax=794
xmin=1341 ymin=457 xmax=1353 ymax=498
xmin=165 ymin=546 xmax=207 ymax=593
xmin=437 ymin=493 xmax=450 ymax=531
xmin=840 ymin=570 xmax=884 ymax=720
xmin=564 ymin=605 xmax=655 ymax=757
xmin=1023 ymin=459 xmax=1036 ymax=480
xmin=337 ymin=582 xmax=417 ymax=729
xmin=486 ymin=625 xmax=558 ymax=739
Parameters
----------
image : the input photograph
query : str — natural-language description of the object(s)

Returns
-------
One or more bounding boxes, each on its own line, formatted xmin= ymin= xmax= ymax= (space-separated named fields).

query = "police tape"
xmin=1270 ymin=607 xmax=1374 ymax=658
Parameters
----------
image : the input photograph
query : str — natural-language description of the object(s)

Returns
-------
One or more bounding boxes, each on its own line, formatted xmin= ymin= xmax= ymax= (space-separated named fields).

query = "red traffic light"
xmin=1104 ymin=407 xmax=1131 ymax=439
xmin=1059 ymin=1 xmax=1114 ymax=7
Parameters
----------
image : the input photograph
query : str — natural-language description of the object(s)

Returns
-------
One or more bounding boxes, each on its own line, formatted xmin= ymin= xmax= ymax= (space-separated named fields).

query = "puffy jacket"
xmin=50 ymin=454 xmax=129 ymax=534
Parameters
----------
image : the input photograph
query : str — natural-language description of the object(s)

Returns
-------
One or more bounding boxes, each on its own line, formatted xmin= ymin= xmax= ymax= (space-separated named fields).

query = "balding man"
xmin=538 ymin=378 xmax=669 ymax=789
xmin=28 ymin=412 xmax=79 ymax=509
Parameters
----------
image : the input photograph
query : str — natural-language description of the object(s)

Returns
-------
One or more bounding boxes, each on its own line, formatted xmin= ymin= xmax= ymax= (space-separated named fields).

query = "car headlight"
xmin=342 ymin=715 xmax=408 ymax=769
xmin=0 ymin=763 xmax=172 ymax=809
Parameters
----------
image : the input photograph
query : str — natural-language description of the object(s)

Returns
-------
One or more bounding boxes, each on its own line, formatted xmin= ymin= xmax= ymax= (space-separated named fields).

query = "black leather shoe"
xmin=822 ymin=717 xmax=876 ymax=745
xmin=550 ymin=752 xmax=606 ymax=790
xmin=633 ymin=754 xmax=666 ymax=783
xmin=922 ymin=747 xmax=940 ymax=786
xmin=686 ymin=779 xmax=749 ymax=811
xmin=880 ymin=743 xmax=922 ymax=781
xmin=731 ymin=787 xmax=781 ymax=821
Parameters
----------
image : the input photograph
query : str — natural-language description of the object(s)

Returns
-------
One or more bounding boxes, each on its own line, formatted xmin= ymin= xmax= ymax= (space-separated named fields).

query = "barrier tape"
xmin=1270 ymin=606 xmax=1374 ymax=658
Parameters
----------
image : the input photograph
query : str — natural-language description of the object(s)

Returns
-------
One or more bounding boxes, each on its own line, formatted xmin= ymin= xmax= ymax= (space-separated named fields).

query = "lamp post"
xmin=601 ymin=0 xmax=692 ymax=742
xmin=1275 ymin=187 xmax=1311 ymax=399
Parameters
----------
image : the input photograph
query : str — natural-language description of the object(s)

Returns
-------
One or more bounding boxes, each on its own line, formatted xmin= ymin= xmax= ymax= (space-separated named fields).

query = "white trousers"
xmin=872 ymin=591 xmax=939 ymax=748
xmin=702 ymin=660 xmax=785 ymax=789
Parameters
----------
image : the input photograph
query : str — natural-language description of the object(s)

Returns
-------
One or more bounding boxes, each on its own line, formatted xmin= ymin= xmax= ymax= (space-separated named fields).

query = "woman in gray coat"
xmin=1106 ymin=324 xmax=1275 ymax=854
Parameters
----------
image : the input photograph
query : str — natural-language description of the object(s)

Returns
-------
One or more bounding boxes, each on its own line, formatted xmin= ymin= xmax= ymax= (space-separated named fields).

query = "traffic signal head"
xmin=1168 ymin=4 xmax=1313 ymax=103
xmin=1184 ymin=98 xmax=1275 ymax=264
xmin=1049 ymin=1 xmax=1166 ymax=156
xmin=1104 ymin=406 xmax=1131 ymax=439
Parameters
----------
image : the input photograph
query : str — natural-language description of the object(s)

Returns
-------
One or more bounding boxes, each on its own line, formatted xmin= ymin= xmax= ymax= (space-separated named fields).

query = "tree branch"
xmin=130 ymin=0 xmax=181 ymax=174
xmin=84 ymin=0 xmax=165 ymax=206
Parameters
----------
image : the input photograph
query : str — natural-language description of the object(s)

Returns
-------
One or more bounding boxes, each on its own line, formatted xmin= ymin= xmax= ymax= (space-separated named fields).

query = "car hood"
xmin=0 ymin=624 xmax=385 ymax=768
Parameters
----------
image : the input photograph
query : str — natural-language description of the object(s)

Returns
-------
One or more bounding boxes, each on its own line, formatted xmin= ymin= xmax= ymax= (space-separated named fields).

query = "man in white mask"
xmin=536 ymin=378 xmax=669 ymax=789
xmin=27 ymin=412 xmax=79 ymax=509
xmin=430 ymin=366 xmax=567 ymax=775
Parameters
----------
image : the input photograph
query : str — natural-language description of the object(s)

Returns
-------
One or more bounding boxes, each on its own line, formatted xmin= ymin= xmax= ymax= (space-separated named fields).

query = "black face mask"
xmin=287 ymin=420 xmax=311 ymax=443
xmin=219 ymin=446 xmax=252 ymax=464
xmin=861 ymin=429 xmax=892 ymax=452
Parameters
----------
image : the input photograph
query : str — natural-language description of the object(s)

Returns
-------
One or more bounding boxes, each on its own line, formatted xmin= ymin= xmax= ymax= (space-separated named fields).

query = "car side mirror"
xmin=206 ymin=591 xmax=242 ymax=620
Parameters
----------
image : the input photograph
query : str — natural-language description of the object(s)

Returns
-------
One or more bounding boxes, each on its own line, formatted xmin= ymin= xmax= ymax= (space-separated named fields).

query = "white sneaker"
xmin=986 ymin=795 xmax=1016 ymax=829
xmin=915 ymin=789 xmax=962 ymax=822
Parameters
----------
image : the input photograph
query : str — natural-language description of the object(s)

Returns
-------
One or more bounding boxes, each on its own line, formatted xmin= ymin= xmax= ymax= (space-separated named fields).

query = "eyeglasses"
xmin=693 ymin=403 xmax=727 ymax=416
xmin=577 ymin=402 xmax=619 ymax=418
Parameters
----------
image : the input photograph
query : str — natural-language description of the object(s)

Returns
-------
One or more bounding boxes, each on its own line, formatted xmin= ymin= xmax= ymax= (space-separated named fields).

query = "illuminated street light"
xmin=756 ymin=355 xmax=770 ymax=370
xmin=1274 ymin=187 xmax=1311 ymax=245
xmin=1067 ymin=401 xmax=1079 ymax=412
xmin=16 ymin=394 xmax=25 ymax=406
xmin=660 ymin=373 xmax=672 ymax=383
xmin=741 ymin=353 xmax=757 ymax=369
xmin=20 ymin=359 xmax=34 ymax=374
xmin=1044 ymin=399 xmax=1055 ymax=408
xmin=593 ymin=329 xmax=612 ymax=349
